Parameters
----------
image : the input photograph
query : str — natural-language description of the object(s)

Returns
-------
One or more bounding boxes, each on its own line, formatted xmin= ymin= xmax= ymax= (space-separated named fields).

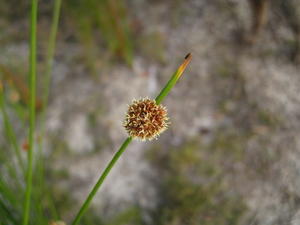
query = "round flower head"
xmin=123 ymin=98 xmax=169 ymax=140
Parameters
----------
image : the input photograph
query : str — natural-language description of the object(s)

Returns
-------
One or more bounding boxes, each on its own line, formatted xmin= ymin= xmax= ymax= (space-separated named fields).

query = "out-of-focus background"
xmin=1 ymin=0 xmax=300 ymax=224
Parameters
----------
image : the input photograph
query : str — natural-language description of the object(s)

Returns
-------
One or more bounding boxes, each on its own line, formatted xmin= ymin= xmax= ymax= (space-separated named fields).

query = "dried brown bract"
xmin=123 ymin=98 xmax=169 ymax=140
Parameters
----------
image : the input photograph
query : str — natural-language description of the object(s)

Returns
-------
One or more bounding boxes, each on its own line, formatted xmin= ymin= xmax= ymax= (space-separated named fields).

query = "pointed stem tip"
xmin=155 ymin=53 xmax=192 ymax=104
xmin=185 ymin=53 xmax=191 ymax=59
xmin=177 ymin=53 xmax=192 ymax=79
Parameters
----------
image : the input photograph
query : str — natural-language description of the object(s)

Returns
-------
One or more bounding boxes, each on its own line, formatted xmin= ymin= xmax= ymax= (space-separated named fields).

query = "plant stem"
xmin=42 ymin=0 xmax=61 ymax=120
xmin=72 ymin=137 xmax=133 ymax=225
xmin=71 ymin=53 xmax=192 ymax=225
xmin=155 ymin=53 xmax=192 ymax=104
xmin=22 ymin=0 xmax=38 ymax=224
xmin=37 ymin=0 xmax=62 ymax=220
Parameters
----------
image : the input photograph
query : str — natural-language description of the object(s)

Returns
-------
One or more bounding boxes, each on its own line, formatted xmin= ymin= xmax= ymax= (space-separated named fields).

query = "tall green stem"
xmin=71 ymin=53 xmax=192 ymax=225
xmin=22 ymin=0 xmax=38 ymax=224
xmin=72 ymin=137 xmax=133 ymax=225
xmin=36 ymin=0 xmax=62 ymax=220
xmin=42 ymin=0 xmax=61 ymax=121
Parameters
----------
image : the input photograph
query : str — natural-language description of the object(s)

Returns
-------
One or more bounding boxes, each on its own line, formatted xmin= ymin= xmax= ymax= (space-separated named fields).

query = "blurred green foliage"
xmin=0 ymin=0 xmax=134 ymax=67
xmin=64 ymin=0 xmax=133 ymax=66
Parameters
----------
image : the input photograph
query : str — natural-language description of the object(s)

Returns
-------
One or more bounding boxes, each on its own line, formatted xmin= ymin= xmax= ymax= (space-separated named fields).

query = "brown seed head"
xmin=123 ymin=98 xmax=169 ymax=140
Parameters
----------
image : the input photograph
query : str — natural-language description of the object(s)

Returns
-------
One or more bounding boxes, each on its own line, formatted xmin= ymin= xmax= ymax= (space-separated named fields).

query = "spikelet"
xmin=123 ymin=98 xmax=169 ymax=140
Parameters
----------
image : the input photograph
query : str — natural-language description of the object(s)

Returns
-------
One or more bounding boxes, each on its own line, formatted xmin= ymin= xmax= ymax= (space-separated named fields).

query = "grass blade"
xmin=0 ymin=83 xmax=25 ymax=174
xmin=22 ymin=0 xmax=38 ymax=224
xmin=36 ymin=0 xmax=62 ymax=220
xmin=155 ymin=53 xmax=192 ymax=104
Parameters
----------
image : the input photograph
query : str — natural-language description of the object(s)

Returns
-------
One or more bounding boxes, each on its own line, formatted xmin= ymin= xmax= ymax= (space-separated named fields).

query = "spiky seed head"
xmin=123 ymin=98 xmax=169 ymax=140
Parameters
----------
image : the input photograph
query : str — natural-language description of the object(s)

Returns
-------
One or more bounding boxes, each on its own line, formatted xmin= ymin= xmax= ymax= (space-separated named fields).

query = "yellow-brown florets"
xmin=123 ymin=98 xmax=169 ymax=140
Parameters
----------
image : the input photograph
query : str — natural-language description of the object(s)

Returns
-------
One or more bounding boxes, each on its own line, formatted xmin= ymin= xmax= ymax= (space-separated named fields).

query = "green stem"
xmin=155 ymin=53 xmax=192 ymax=104
xmin=71 ymin=53 xmax=192 ymax=225
xmin=36 ymin=0 xmax=62 ymax=220
xmin=72 ymin=137 xmax=133 ymax=225
xmin=22 ymin=0 xmax=38 ymax=224
xmin=42 ymin=0 xmax=61 ymax=121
